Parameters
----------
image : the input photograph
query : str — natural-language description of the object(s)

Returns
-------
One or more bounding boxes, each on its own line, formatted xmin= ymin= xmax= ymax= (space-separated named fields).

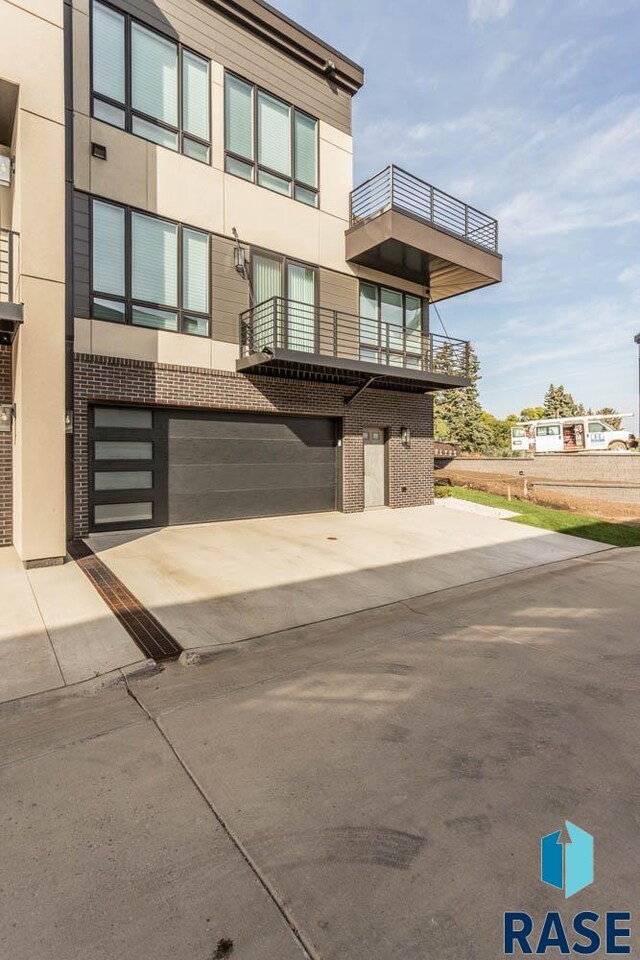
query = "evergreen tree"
xmin=434 ymin=343 xmax=493 ymax=452
xmin=542 ymin=384 xmax=580 ymax=418
xmin=597 ymin=407 xmax=622 ymax=429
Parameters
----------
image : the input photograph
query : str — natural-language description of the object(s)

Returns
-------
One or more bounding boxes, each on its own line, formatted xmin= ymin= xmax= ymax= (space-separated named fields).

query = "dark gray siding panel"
xmin=108 ymin=0 xmax=353 ymax=133
xmin=73 ymin=191 xmax=90 ymax=319
xmin=212 ymin=236 xmax=248 ymax=345
xmin=166 ymin=410 xmax=337 ymax=523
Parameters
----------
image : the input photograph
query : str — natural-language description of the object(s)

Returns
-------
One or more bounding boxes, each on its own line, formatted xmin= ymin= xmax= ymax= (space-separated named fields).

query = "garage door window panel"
xmin=90 ymin=406 xmax=167 ymax=531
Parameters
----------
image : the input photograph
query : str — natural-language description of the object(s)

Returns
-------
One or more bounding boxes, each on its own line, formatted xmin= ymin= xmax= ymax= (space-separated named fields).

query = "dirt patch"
xmin=436 ymin=469 xmax=640 ymax=524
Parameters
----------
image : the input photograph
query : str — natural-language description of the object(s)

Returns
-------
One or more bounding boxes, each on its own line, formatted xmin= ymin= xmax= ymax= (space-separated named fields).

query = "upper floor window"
xmin=224 ymin=73 xmax=319 ymax=207
xmin=359 ymin=283 xmax=426 ymax=368
xmin=91 ymin=1 xmax=211 ymax=162
xmin=91 ymin=198 xmax=211 ymax=337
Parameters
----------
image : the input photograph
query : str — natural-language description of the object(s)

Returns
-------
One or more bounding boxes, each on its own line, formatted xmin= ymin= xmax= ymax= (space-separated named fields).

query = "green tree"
xmin=542 ymin=384 xmax=581 ymax=418
xmin=434 ymin=343 xmax=493 ymax=452
xmin=519 ymin=406 xmax=545 ymax=422
xmin=596 ymin=407 xmax=622 ymax=430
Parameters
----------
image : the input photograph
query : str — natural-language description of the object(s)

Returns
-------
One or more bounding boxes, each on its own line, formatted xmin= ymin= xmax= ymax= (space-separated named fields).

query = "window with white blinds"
xmin=251 ymin=253 xmax=317 ymax=352
xmin=131 ymin=212 xmax=178 ymax=307
xmin=91 ymin=199 xmax=211 ymax=337
xmin=224 ymin=73 xmax=319 ymax=206
xmin=91 ymin=1 xmax=210 ymax=162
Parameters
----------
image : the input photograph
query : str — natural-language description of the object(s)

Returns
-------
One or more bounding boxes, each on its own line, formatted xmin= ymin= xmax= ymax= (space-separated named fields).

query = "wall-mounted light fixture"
xmin=0 ymin=403 xmax=15 ymax=434
xmin=91 ymin=142 xmax=107 ymax=160
xmin=233 ymin=243 xmax=246 ymax=276
xmin=401 ymin=426 xmax=411 ymax=448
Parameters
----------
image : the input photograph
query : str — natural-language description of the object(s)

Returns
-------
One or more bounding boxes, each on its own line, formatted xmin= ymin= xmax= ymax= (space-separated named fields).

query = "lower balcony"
xmin=237 ymin=297 xmax=470 ymax=395
xmin=0 ymin=228 xmax=22 ymax=345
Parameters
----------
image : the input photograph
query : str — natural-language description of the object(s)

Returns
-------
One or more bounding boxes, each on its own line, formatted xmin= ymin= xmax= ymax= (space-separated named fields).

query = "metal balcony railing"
xmin=240 ymin=297 xmax=471 ymax=379
xmin=0 ymin=229 xmax=19 ymax=304
xmin=350 ymin=165 xmax=499 ymax=253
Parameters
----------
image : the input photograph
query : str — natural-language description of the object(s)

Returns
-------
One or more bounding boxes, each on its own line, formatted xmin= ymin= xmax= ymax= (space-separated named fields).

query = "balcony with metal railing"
xmin=0 ymin=228 xmax=22 ymax=345
xmin=346 ymin=165 xmax=502 ymax=301
xmin=237 ymin=297 xmax=470 ymax=395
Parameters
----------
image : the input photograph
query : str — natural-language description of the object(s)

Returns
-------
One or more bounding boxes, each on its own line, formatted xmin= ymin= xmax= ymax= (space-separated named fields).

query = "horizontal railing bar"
xmin=240 ymin=297 xmax=471 ymax=378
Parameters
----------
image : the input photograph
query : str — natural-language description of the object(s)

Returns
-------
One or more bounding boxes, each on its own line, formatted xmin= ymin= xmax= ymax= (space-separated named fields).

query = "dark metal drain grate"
xmin=68 ymin=540 xmax=182 ymax=661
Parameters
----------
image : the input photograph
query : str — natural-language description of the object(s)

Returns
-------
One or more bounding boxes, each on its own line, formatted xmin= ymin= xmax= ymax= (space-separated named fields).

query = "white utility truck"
xmin=511 ymin=416 xmax=637 ymax=454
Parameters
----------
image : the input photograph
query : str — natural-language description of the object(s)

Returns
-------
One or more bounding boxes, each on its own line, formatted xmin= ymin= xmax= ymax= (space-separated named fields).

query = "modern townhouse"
xmin=0 ymin=0 xmax=502 ymax=567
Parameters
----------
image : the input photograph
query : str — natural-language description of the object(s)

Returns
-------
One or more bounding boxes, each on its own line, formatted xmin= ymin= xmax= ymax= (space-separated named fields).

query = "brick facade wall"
xmin=73 ymin=353 xmax=434 ymax=536
xmin=0 ymin=345 xmax=12 ymax=547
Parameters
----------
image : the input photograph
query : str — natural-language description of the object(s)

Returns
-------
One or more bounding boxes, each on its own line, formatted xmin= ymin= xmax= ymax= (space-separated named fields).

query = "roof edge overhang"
xmin=346 ymin=209 xmax=502 ymax=301
xmin=237 ymin=348 xmax=469 ymax=394
xmin=203 ymin=0 xmax=364 ymax=94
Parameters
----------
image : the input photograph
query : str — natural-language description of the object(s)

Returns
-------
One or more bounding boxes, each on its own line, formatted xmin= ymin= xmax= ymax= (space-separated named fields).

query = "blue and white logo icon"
xmin=541 ymin=822 xmax=594 ymax=899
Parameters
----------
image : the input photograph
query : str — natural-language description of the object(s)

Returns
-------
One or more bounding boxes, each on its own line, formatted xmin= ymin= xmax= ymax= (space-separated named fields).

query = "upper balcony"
xmin=237 ymin=297 xmax=470 ymax=395
xmin=346 ymin=166 xmax=502 ymax=301
xmin=0 ymin=229 xmax=22 ymax=345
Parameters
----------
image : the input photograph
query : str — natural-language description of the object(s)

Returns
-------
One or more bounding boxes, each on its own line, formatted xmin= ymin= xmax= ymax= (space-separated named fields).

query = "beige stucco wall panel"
xmin=18 ymin=111 xmax=65 ymax=283
xmin=76 ymin=319 xmax=240 ymax=374
xmin=226 ymin=176 xmax=320 ymax=263
xmin=89 ymin=120 xmax=149 ymax=209
xmin=319 ymin=138 xmax=352 ymax=222
xmin=90 ymin=319 xmax=160 ymax=363
xmin=211 ymin=339 xmax=239 ymax=372
xmin=9 ymin=0 xmax=63 ymax=24
xmin=0 ymin=2 xmax=64 ymax=123
xmin=319 ymin=121 xmax=353 ymax=155
xmin=149 ymin=148 xmax=225 ymax=233
xmin=156 ymin=332 xmax=212 ymax=369
xmin=13 ymin=278 xmax=66 ymax=562
xmin=318 ymin=212 xmax=350 ymax=273
xmin=74 ymin=316 xmax=92 ymax=354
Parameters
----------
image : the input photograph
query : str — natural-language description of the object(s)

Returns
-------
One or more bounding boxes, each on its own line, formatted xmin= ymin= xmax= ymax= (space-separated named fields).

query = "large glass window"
xmin=224 ymin=73 xmax=319 ymax=206
xmin=359 ymin=283 xmax=426 ymax=368
xmin=91 ymin=198 xmax=210 ymax=336
xmin=251 ymin=252 xmax=317 ymax=351
xmin=91 ymin=0 xmax=210 ymax=162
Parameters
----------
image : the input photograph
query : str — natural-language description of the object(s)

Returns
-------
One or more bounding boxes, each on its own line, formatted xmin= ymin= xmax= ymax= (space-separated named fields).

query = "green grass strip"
xmin=437 ymin=485 xmax=640 ymax=548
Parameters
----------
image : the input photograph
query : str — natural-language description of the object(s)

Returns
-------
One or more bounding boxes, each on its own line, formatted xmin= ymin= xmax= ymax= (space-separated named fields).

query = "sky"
xmin=275 ymin=0 xmax=640 ymax=426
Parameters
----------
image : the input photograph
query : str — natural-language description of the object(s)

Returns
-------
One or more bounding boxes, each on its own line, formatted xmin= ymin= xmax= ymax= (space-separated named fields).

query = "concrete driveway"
xmin=87 ymin=505 xmax=608 ymax=650
xmin=2 ymin=546 xmax=639 ymax=959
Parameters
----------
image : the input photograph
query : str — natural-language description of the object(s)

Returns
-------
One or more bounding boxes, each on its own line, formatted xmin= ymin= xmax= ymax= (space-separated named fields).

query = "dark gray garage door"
xmin=166 ymin=411 xmax=337 ymax=524
xmin=89 ymin=406 xmax=337 ymax=530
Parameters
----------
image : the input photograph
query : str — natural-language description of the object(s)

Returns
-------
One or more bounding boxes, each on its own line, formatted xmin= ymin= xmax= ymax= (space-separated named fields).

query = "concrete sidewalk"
xmin=0 ymin=547 xmax=144 ymax=703
xmin=1 ymin=546 xmax=638 ymax=960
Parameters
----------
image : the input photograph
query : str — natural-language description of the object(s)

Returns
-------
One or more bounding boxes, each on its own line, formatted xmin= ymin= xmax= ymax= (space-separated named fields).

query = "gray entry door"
xmin=363 ymin=427 xmax=386 ymax=508
xmin=166 ymin=411 xmax=337 ymax=525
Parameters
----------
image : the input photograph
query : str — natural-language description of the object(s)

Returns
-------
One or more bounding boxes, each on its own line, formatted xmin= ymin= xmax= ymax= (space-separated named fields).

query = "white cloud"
xmin=618 ymin=265 xmax=640 ymax=286
xmin=469 ymin=0 xmax=514 ymax=22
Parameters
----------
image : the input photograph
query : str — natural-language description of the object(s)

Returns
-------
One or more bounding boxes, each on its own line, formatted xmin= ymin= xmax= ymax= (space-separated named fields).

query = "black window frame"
xmin=358 ymin=281 xmax=428 ymax=367
xmin=89 ymin=196 xmax=212 ymax=338
xmin=224 ymin=70 xmax=320 ymax=207
xmin=90 ymin=0 xmax=212 ymax=164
